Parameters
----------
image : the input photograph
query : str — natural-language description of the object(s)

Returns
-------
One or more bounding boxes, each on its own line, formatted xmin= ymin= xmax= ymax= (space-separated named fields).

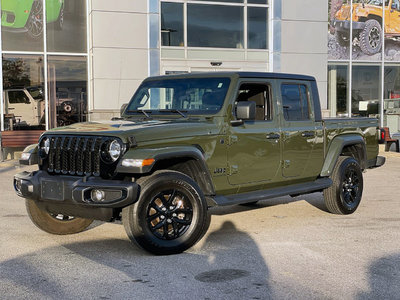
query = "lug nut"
xmin=169 ymin=206 xmax=174 ymax=210
xmin=160 ymin=215 xmax=165 ymax=220
xmin=162 ymin=207 xmax=167 ymax=211
xmin=167 ymin=219 xmax=172 ymax=223
xmin=172 ymin=213 xmax=177 ymax=217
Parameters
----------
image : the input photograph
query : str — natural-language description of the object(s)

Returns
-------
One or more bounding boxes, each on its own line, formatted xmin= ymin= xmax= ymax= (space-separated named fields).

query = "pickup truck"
xmin=14 ymin=72 xmax=385 ymax=255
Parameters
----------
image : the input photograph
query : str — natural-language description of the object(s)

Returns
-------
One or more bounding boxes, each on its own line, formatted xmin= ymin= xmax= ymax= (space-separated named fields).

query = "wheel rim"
xmin=59 ymin=6 xmax=64 ymax=27
xmin=28 ymin=1 xmax=44 ymax=37
xmin=369 ymin=27 xmax=381 ymax=49
xmin=146 ymin=189 xmax=193 ymax=240
xmin=341 ymin=164 xmax=361 ymax=208
xmin=50 ymin=213 xmax=75 ymax=221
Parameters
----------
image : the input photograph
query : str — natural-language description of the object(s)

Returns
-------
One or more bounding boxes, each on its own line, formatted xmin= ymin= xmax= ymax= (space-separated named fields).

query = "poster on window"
xmin=327 ymin=0 xmax=400 ymax=61
xmin=1 ymin=0 xmax=86 ymax=53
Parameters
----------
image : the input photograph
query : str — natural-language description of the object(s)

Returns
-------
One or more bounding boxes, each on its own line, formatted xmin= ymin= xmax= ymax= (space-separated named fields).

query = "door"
xmin=387 ymin=0 xmax=400 ymax=34
xmin=279 ymin=82 xmax=317 ymax=179
xmin=227 ymin=81 xmax=281 ymax=185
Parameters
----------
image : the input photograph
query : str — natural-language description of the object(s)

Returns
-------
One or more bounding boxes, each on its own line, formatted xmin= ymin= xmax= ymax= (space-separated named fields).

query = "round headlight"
xmin=41 ymin=138 xmax=50 ymax=155
xmin=108 ymin=140 xmax=121 ymax=162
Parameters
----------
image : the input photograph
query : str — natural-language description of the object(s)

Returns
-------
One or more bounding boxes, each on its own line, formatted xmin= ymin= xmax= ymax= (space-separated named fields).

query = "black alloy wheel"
xmin=323 ymin=156 xmax=364 ymax=215
xmin=146 ymin=189 xmax=193 ymax=240
xmin=340 ymin=164 xmax=361 ymax=210
xmin=122 ymin=170 xmax=210 ymax=255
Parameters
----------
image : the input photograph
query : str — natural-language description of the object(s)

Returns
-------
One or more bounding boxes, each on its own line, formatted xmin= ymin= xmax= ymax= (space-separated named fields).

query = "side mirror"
xmin=120 ymin=103 xmax=128 ymax=116
xmin=236 ymin=101 xmax=256 ymax=120
xmin=231 ymin=101 xmax=256 ymax=126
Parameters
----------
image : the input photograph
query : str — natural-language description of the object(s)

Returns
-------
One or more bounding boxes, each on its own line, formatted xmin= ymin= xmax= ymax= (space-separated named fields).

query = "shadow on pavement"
xmin=0 ymin=221 xmax=272 ymax=299
xmin=358 ymin=253 xmax=400 ymax=300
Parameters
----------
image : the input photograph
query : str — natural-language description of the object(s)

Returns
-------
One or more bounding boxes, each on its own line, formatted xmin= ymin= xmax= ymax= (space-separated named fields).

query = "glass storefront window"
xmin=2 ymin=54 xmax=45 ymax=131
xmin=161 ymin=2 xmax=184 ymax=47
xmin=47 ymin=56 xmax=87 ymax=128
xmin=46 ymin=0 xmax=87 ymax=53
xmin=328 ymin=65 xmax=348 ymax=117
xmin=1 ymin=0 xmax=44 ymax=51
xmin=248 ymin=0 xmax=268 ymax=3
xmin=248 ymin=7 xmax=268 ymax=49
xmin=384 ymin=66 xmax=400 ymax=133
xmin=187 ymin=4 xmax=244 ymax=48
xmin=195 ymin=0 xmax=243 ymax=3
xmin=351 ymin=65 xmax=381 ymax=117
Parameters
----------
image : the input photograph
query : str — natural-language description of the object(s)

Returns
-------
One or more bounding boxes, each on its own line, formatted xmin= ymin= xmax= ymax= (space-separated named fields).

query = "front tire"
xmin=323 ymin=156 xmax=363 ymax=215
xmin=359 ymin=19 xmax=382 ymax=55
xmin=26 ymin=199 xmax=93 ymax=235
xmin=122 ymin=171 xmax=210 ymax=255
xmin=26 ymin=1 xmax=44 ymax=39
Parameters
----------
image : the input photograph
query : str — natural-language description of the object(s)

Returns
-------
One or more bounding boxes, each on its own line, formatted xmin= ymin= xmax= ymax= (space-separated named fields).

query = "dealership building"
xmin=0 ymin=0 xmax=398 ymax=153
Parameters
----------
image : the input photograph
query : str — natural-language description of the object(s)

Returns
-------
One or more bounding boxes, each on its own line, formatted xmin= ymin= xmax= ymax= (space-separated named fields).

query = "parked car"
xmin=14 ymin=72 xmax=385 ymax=255
xmin=3 ymin=87 xmax=44 ymax=129
xmin=1 ymin=0 xmax=64 ymax=38
xmin=333 ymin=0 xmax=400 ymax=55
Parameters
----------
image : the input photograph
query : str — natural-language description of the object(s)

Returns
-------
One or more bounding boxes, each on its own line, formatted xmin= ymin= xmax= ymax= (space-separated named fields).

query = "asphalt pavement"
xmin=0 ymin=153 xmax=399 ymax=299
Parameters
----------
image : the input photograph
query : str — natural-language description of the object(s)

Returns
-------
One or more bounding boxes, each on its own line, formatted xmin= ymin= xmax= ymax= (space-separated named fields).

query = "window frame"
xmin=233 ymin=81 xmax=273 ymax=122
xmin=160 ymin=0 xmax=270 ymax=51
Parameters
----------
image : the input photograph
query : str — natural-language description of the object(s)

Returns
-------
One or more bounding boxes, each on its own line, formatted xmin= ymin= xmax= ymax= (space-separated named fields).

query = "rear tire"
xmin=335 ymin=31 xmax=350 ymax=47
xmin=26 ymin=199 xmax=93 ymax=235
xmin=323 ymin=156 xmax=363 ymax=215
xmin=122 ymin=171 xmax=210 ymax=255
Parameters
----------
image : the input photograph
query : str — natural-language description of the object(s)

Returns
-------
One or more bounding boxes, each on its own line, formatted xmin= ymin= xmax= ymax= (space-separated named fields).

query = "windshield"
xmin=26 ymin=87 xmax=43 ymax=100
xmin=362 ymin=0 xmax=390 ymax=6
xmin=125 ymin=77 xmax=231 ymax=115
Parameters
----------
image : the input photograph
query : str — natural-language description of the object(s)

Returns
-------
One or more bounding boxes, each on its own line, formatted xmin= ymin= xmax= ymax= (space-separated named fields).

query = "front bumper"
xmin=334 ymin=20 xmax=365 ymax=32
xmin=14 ymin=170 xmax=139 ymax=221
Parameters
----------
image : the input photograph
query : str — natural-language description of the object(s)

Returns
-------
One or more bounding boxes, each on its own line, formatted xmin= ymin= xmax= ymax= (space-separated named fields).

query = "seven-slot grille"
xmin=41 ymin=135 xmax=114 ymax=177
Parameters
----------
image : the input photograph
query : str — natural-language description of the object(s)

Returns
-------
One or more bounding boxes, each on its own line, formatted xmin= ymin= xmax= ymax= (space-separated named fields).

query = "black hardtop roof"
xmin=145 ymin=72 xmax=316 ymax=82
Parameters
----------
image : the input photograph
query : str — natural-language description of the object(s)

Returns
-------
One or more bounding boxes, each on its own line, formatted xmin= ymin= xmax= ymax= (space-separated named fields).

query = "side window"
xmin=236 ymin=83 xmax=271 ymax=121
xmin=8 ymin=91 xmax=30 ymax=104
xmin=281 ymin=84 xmax=310 ymax=121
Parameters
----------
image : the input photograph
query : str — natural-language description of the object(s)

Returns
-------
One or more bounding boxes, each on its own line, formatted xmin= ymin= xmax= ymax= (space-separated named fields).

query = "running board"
xmin=210 ymin=177 xmax=332 ymax=207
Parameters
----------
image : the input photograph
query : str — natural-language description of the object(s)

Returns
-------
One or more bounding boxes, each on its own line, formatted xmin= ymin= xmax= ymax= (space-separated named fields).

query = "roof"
xmin=145 ymin=71 xmax=316 ymax=82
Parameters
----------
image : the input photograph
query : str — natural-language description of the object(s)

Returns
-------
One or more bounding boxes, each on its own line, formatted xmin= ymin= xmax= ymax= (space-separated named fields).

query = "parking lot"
xmin=0 ymin=152 xmax=399 ymax=299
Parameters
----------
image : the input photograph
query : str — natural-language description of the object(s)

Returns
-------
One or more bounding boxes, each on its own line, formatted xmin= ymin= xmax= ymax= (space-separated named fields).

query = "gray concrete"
xmin=0 ymin=154 xmax=399 ymax=299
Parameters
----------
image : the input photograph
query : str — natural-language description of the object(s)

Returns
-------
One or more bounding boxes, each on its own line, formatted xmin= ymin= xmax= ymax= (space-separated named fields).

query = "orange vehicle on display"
xmin=333 ymin=0 xmax=400 ymax=55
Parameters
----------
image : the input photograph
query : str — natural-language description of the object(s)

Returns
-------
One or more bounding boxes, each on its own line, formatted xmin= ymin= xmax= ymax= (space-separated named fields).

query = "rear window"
xmin=281 ymin=84 xmax=310 ymax=121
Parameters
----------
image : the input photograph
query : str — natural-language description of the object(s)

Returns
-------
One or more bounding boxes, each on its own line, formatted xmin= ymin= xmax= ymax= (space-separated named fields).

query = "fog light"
xmin=91 ymin=189 xmax=105 ymax=202
xmin=14 ymin=179 xmax=22 ymax=194
xmin=21 ymin=152 xmax=31 ymax=161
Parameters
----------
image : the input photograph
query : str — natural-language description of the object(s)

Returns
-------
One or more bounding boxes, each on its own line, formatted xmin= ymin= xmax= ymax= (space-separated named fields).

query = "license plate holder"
xmin=41 ymin=180 xmax=64 ymax=201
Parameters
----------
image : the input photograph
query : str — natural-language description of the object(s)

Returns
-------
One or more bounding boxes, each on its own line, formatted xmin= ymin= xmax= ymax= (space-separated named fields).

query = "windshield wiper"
xmin=159 ymin=109 xmax=187 ymax=118
xmin=127 ymin=109 xmax=151 ymax=118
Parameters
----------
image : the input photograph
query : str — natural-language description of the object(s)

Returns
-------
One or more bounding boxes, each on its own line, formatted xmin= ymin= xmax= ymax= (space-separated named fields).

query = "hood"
xmin=336 ymin=3 xmax=382 ymax=21
xmin=46 ymin=118 xmax=221 ymax=143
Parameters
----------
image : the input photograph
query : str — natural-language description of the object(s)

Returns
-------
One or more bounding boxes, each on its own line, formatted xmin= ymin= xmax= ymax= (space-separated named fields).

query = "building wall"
xmin=87 ymin=0 xmax=329 ymax=120
xmin=279 ymin=0 xmax=328 ymax=111
xmin=89 ymin=0 xmax=158 ymax=121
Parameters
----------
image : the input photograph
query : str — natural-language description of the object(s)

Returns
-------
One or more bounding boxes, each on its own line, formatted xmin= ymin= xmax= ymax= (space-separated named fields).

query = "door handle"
xmin=266 ymin=133 xmax=280 ymax=140
xmin=8 ymin=108 xmax=15 ymax=110
xmin=301 ymin=131 xmax=315 ymax=138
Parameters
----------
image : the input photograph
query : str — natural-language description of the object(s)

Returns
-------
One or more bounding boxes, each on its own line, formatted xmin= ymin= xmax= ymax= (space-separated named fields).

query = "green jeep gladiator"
xmin=14 ymin=72 xmax=385 ymax=255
